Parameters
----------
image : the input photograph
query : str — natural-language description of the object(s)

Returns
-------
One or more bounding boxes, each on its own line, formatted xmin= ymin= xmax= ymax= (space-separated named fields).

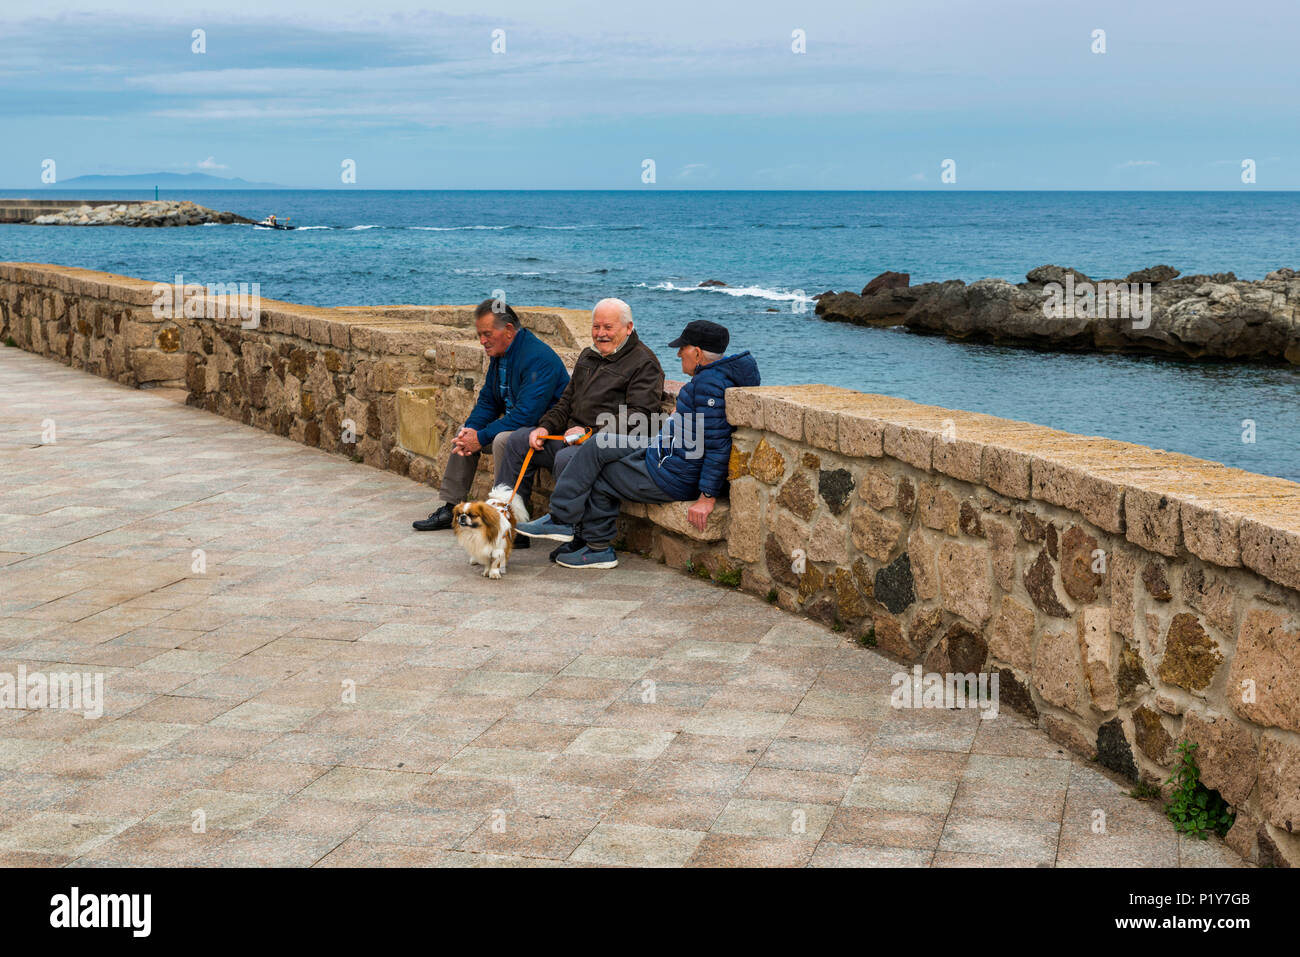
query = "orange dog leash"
xmin=509 ymin=429 xmax=592 ymax=505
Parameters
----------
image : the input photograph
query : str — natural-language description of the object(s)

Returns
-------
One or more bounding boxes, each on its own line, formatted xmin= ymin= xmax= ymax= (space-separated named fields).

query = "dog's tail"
xmin=488 ymin=483 xmax=530 ymax=524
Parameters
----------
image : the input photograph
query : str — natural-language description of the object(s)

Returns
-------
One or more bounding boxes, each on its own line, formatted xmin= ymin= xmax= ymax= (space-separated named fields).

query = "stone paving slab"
xmin=0 ymin=348 xmax=1244 ymax=867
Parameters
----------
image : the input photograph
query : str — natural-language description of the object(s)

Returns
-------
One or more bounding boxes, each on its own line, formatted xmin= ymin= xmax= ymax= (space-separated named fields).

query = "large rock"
xmin=861 ymin=270 xmax=910 ymax=296
xmin=1181 ymin=711 xmax=1257 ymax=808
xmin=1229 ymin=609 xmax=1300 ymax=732
xmin=1259 ymin=735 xmax=1300 ymax=834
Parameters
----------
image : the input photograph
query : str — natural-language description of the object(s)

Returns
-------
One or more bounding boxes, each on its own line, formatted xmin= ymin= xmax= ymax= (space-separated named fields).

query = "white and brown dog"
xmin=452 ymin=484 xmax=529 ymax=579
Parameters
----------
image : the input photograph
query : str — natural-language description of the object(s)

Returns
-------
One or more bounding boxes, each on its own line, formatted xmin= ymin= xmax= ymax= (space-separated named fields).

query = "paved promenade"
xmin=0 ymin=348 xmax=1241 ymax=867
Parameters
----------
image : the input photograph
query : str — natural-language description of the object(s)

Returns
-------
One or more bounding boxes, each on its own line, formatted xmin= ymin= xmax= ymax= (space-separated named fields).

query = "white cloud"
xmin=196 ymin=156 xmax=227 ymax=169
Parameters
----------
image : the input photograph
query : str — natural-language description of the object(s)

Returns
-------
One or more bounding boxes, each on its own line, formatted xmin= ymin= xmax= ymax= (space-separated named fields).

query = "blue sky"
xmin=2 ymin=0 xmax=1296 ymax=189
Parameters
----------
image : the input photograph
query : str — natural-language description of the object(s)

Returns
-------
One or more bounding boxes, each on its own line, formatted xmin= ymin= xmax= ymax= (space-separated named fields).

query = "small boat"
xmin=255 ymin=216 xmax=295 ymax=230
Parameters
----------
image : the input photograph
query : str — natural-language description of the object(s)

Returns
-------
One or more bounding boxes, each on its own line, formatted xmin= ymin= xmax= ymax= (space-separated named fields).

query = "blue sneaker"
xmin=556 ymin=545 xmax=618 ymax=569
xmin=515 ymin=514 xmax=575 ymax=542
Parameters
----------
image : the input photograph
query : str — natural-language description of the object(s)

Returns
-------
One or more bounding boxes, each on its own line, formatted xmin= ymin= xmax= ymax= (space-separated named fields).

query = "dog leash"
xmin=509 ymin=429 xmax=592 ymax=505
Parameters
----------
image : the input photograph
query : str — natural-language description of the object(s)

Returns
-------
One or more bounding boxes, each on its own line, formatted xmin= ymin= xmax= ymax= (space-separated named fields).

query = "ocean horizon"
xmin=4 ymin=189 xmax=1298 ymax=480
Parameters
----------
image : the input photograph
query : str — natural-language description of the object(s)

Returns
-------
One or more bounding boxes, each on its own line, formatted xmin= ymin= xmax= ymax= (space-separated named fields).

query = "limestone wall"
xmin=3 ymin=262 xmax=1297 ymax=866
xmin=0 ymin=262 xmax=589 ymax=479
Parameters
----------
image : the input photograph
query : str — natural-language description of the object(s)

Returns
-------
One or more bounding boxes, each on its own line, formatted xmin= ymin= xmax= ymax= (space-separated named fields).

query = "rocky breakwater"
xmin=815 ymin=266 xmax=1300 ymax=364
xmin=31 ymin=200 xmax=254 ymax=227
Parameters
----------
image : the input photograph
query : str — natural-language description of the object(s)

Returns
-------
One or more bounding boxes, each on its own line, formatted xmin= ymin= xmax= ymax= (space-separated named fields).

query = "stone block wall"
xmin=0 ymin=263 xmax=588 ymax=478
xmin=618 ymin=383 xmax=1300 ymax=866
xmin=4 ymin=263 xmax=1298 ymax=865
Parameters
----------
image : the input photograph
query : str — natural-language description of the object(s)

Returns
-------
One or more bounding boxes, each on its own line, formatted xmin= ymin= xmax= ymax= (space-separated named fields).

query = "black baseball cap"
xmin=668 ymin=319 xmax=729 ymax=353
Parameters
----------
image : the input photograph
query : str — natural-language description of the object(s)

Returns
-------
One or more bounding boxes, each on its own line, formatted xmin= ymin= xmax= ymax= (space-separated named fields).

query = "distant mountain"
xmin=44 ymin=172 xmax=283 ymax=189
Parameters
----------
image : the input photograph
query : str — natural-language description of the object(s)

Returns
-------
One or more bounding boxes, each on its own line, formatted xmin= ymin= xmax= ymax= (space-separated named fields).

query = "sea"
xmin=2 ymin=189 xmax=1298 ymax=481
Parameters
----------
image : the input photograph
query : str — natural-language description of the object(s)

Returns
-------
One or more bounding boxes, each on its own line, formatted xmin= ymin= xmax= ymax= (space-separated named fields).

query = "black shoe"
xmin=514 ymin=535 xmax=531 ymax=550
xmin=549 ymin=536 xmax=585 ymax=563
xmin=412 ymin=504 xmax=454 ymax=531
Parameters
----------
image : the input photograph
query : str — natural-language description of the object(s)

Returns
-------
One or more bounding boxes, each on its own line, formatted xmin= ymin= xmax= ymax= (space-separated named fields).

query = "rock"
xmin=1259 ymin=736 xmax=1300 ymax=833
xmin=698 ymin=279 xmax=727 ymax=287
xmin=1132 ymin=705 xmax=1173 ymax=763
xmin=1116 ymin=641 xmax=1149 ymax=702
xmin=1142 ymin=560 xmax=1172 ymax=601
xmin=1078 ymin=607 xmax=1117 ymax=712
xmin=1024 ymin=549 xmax=1070 ymax=618
xmin=1181 ymin=711 xmax=1256 ymax=807
xmin=943 ymin=622 xmax=988 ymax=674
xmin=861 ymin=270 xmax=910 ymax=296
xmin=851 ymin=505 xmax=903 ymax=563
xmin=831 ymin=567 xmax=868 ymax=621
xmin=988 ymin=596 xmax=1035 ymax=671
xmin=776 ymin=473 xmax=816 ymax=521
xmin=1060 ymin=526 xmax=1104 ymax=602
xmin=1044 ymin=714 xmax=1096 ymax=760
xmin=29 ymin=199 xmax=254 ymax=228
xmin=1158 ymin=613 xmax=1223 ymax=692
xmin=1096 ymin=717 xmax=1139 ymax=780
xmin=814 ymin=261 xmax=1300 ymax=365
xmin=996 ymin=668 xmax=1039 ymax=720
xmin=936 ymin=540 xmax=992 ymax=625
xmin=873 ymin=553 xmax=915 ymax=614
xmin=747 ymin=438 xmax=785 ymax=484
xmin=1229 ymin=609 xmax=1300 ymax=732
xmin=1034 ymin=627 xmax=1086 ymax=713
xmin=1125 ymin=265 xmax=1180 ymax=284
xmin=1026 ymin=264 xmax=1092 ymax=285
xmin=817 ymin=468 xmax=854 ymax=515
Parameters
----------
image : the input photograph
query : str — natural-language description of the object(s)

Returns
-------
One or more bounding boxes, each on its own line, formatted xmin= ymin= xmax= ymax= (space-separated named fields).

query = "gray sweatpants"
xmin=437 ymin=430 xmax=512 ymax=505
xmin=547 ymin=434 xmax=675 ymax=548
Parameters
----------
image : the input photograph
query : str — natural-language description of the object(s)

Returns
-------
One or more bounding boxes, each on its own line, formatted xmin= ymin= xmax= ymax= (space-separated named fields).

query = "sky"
xmin=1 ymin=0 xmax=1297 ymax=189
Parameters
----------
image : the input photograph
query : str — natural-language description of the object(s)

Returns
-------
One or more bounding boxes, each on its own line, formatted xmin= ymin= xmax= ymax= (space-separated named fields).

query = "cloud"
xmin=908 ymin=171 xmax=927 ymax=181
xmin=196 ymin=156 xmax=227 ymax=169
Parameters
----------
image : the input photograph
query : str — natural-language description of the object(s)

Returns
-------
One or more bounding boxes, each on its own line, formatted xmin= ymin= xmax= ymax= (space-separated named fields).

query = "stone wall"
xmin=3 ymin=262 xmax=1298 ymax=866
xmin=0 ymin=262 xmax=589 ymax=479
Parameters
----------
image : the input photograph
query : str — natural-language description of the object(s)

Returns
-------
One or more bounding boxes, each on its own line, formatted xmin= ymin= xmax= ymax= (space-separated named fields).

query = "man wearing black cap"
xmin=516 ymin=319 xmax=760 ymax=569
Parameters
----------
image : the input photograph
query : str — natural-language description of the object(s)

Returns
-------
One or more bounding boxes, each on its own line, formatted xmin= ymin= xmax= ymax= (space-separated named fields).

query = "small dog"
xmin=452 ymin=484 xmax=530 ymax=579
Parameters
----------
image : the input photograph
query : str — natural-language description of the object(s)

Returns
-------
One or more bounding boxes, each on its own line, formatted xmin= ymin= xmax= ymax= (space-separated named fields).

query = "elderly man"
xmin=412 ymin=299 xmax=568 ymax=533
xmin=516 ymin=320 xmax=760 ymax=569
xmin=495 ymin=297 xmax=664 ymax=559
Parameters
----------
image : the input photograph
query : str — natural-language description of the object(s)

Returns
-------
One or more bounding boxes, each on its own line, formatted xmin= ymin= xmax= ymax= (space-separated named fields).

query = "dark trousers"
xmin=436 ymin=430 xmax=512 ymax=505
xmin=548 ymin=434 xmax=675 ymax=548
xmin=497 ymin=428 xmax=582 ymax=504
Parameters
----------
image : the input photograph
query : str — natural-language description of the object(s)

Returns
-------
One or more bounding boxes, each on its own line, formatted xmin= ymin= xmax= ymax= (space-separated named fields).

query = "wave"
xmin=293 ymin=225 xmax=331 ymax=230
xmin=349 ymin=224 xmax=381 ymax=230
xmin=635 ymin=281 xmax=816 ymax=304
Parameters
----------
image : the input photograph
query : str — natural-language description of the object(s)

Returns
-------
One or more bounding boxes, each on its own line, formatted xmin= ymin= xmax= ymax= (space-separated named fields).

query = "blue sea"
xmin=3 ymin=189 xmax=1298 ymax=481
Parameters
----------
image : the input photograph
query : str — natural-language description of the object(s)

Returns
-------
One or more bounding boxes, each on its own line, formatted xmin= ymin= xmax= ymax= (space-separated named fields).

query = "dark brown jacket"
xmin=537 ymin=329 xmax=665 ymax=435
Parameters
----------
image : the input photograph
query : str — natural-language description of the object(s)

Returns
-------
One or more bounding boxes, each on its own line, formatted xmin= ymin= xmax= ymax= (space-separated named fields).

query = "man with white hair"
xmin=496 ymin=297 xmax=664 ymax=560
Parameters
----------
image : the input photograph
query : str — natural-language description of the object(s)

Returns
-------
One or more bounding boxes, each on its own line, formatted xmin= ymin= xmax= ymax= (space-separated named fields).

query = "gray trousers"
xmin=548 ymin=434 xmax=675 ymax=548
xmin=437 ymin=430 xmax=512 ymax=505
xmin=497 ymin=427 xmax=582 ymax=504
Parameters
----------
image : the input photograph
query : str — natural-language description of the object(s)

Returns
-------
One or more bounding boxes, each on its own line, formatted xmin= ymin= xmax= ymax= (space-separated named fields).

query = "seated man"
xmin=412 ymin=299 xmax=568 ymax=535
xmin=496 ymin=297 xmax=664 ymax=560
xmin=516 ymin=320 xmax=760 ymax=568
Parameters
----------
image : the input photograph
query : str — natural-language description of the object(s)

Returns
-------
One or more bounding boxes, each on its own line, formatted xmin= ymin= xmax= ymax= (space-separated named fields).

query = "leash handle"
xmin=508 ymin=429 xmax=593 ymax=504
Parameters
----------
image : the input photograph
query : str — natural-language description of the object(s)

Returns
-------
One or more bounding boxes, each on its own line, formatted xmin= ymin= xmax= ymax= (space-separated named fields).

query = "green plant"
xmin=831 ymin=618 xmax=845 ymax=633
xmin=765 ymin=588 xmax=778 ymax=604
xmin=715 ymin=567 xmax=741 ymax=588
xmin=1129 ymin=780 xmax=1161 ymax=800
xmin=3 ymin=336 xmax=15 ymax=347
xmin=1164 ymin=740 xmax=1235 ymax=839
xmin=858 ymin=627 xmax=877 ymax=647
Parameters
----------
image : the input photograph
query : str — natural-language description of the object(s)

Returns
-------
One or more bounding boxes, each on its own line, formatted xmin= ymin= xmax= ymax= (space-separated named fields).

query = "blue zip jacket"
xmin=645 ymin=350 xmax=761 ymax=500
xmin=463 ymin=328 xmax=569 ymax=445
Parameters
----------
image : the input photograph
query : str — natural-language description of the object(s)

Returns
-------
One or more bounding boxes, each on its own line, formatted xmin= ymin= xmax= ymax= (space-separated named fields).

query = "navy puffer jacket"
xmin=645 ymin=351 xmax=761 ymax=500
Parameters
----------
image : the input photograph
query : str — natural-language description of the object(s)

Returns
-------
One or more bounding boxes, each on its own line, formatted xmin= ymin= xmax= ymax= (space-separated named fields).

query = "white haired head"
xmin=591 ymin=297 xmax=634 ymax=356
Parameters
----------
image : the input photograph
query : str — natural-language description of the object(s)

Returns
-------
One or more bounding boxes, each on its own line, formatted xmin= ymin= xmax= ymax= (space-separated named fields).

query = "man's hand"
xmin=453 ymin=428 xmax=482 ymax=456
xmin=687 ymin=495 xmax=716 ymax=532
xmin=528 ymin=426 xmax=548 ymax=450
xmin=563 ymin=426 xmax=586 ymax=442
